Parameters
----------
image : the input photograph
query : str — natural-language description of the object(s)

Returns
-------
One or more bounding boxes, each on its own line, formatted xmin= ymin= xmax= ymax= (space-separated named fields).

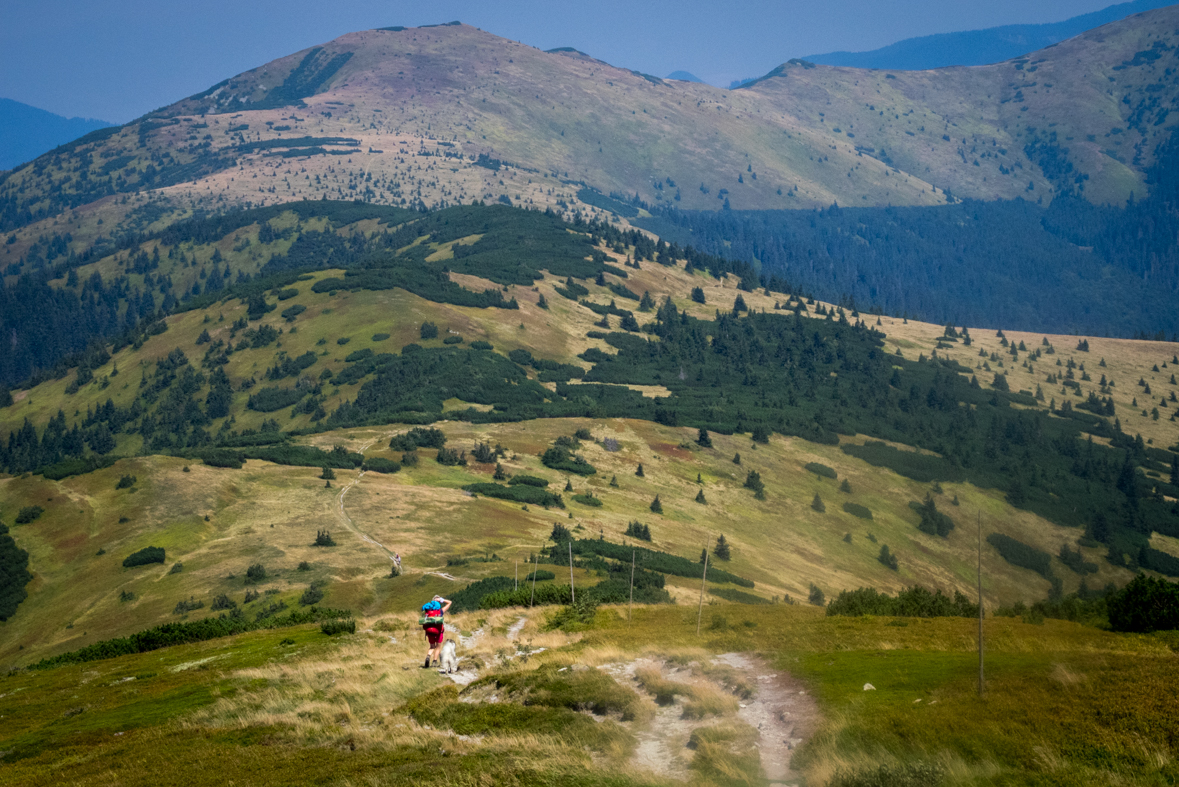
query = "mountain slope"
xmin=4 ymin=6 xmax=1179 ymax=240
xmin=804 ymin=0 xmax=1177 ymax=70
xmin=1 ymin=201 xmax=1176 ymax=663
xmin=0 ymin=98 xmax=113 ymax=171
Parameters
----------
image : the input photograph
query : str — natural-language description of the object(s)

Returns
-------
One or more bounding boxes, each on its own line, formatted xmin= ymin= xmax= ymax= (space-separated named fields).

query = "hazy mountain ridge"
xmin=0 ymin=98 xmax=113 ymax=172
xmin=803 ymin=0 xmax=1178 ymax=70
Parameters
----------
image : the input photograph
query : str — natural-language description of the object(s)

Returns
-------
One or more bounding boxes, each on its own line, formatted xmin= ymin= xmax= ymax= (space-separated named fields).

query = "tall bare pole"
xmin=978 ymin=511 xmax=985 ymax=697
xmin=628 ymin=549 xmax=636 ymax=623
xmin=529 ymin=545 xmax=540 ymax=608
xmin=696 ymin=542 xmax=710 ymax=635
xmin=569 ymin=541 xmax=576 ymax=604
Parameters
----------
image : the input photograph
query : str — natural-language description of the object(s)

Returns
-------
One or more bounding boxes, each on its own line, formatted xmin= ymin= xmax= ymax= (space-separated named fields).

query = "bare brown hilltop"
xmin=4 ymin=7 xmax=1179 ymax=234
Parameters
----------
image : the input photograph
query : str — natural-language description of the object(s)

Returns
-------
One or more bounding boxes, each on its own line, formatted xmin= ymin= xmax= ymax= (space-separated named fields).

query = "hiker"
xmin=420 ymin=595 xmax=452 ymax=668
xmin=394 ymin=552 xmax=402 ymax=574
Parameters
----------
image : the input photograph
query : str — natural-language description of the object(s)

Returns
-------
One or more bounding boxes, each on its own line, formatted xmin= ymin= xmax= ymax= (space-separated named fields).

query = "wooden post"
xmin=628 ymin=549 xmax=636 ymax=624
xmin=530 ymin=546 xmax=540 ymax=608
xmin=515 ymin=559 xmax=518 ymax=592
xmin=696 ymin=543 xmax=709 ymax=635
xmin=978 ymin=511 xmax=985 ymax=697
xmin=569 ymin=541 xmax=576 ymax=604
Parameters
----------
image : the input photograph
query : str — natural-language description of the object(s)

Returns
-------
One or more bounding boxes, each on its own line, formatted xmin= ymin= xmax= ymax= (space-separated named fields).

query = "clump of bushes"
xmin=211 ymin=594 xmax=237 ymax=611
xmin=435 ymin=447 xmax=467 ymax=466
xmin=173 ymin=597 xmax=204 ymax=614
xmin=300 ymin=585 xmax=325 ymax=606
xmin=624 ymin=521 xmax=651 ymax=541
xmin=123 ymin=547 xmax=165 ymax=568
xmin=827 ymin=586 xmax=975 ymax=617
xmin=321 ymin=618 xmax=356 ymax=636
xmin=508 ymin=475 xmax=550 ymax=487
xmin=15 ymin=506 xmax=44 ymax=524
xmin=362 ymin=457 xmax=401 ymax=474
xmin=913 ymin=495 xmax=953 ymax=537
xmin=389 ymin=427 xmax=446 ymax=452
xmin=116 ymin=475 xmax=137 ymax=490
xmin=314 ymin=530 xmax=336 ymax=547
xmin=987 ymin=533 xmax=1053 ymax=581
xmin=842 ymin=502 xmax=873 ymax=520
xmin=804 ymin=462 xmax=837 ymax=479
xmin=245 ymin=563 xmax=267 ymax=584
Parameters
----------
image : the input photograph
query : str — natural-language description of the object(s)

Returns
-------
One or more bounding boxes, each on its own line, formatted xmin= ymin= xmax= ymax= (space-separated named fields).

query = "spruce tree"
xmin=321 ymin=466 xmax=336 ymax=480
xmin=610 ymin=474 xmax=619 ymax=487
xmin=714 ymin=534 xmax=731 ymax=561
xmin=839 ymin=479 xmax=851 ymax=493
xmin=635 ymin=463 xmax=645 ymax=477
xmin=695 ymin=489 xmax=707 ymax=504
xmin=650 ymin=495 xmax=663 ymax=514
xmin=732 ymin=452 xmax=741 ymax=465
xmin=812 ymin=493 xmax=825 ymax=513
xmin=808 ymin=583 xmax=825 ymax=606
xmin=697 ymin=427 xmax=712 ymax=447
xmin=565 ymin=478 xmax=574 ymax=492
xmin=1171 ymin=454 xmax=1179 ymax=487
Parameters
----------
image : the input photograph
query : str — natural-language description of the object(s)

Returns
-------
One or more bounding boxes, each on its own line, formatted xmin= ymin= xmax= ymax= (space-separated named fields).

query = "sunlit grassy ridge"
xmin=1 ymin=604 xmax=1175 ymax=785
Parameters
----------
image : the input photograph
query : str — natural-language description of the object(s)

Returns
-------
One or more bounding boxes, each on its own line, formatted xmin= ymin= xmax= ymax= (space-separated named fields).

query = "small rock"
xmin=913 ymin=698 xmax=922 ymax=703
xmin=863 ymin=683 xmax=875 ymax=691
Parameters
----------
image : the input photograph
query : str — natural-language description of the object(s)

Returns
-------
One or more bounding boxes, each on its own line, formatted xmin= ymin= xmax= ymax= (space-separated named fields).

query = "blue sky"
xmin=0 ymin=0 xmax=1139 ymax=122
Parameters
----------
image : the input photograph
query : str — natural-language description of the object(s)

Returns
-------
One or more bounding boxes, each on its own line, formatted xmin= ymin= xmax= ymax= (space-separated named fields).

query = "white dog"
xmin=438 ymin=639 xmax=459 ymax=674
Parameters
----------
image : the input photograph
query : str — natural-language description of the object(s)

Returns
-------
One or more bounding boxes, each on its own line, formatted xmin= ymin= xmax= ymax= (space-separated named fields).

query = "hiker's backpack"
xmin=419 ymin=602 xmax=443 ymax=628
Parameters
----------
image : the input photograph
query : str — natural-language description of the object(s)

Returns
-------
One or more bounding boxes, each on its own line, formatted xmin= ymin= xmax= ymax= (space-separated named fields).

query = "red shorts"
xmin=425 ymin=625 xmax=444 ymax=646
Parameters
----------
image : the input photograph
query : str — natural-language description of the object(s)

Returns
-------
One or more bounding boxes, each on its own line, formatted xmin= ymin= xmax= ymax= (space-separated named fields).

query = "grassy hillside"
xmin=1 ymin=201 xmax=1175 ymax=664
xmin=0 ymin=415 xmax=1141 ymax=666
xmin=1 ymin=603 xmax=1176 ymax=785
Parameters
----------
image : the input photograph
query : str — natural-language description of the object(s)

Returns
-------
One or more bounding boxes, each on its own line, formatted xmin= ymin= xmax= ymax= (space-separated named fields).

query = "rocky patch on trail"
xmin=600 ymin=653 xmax=817 ymax=785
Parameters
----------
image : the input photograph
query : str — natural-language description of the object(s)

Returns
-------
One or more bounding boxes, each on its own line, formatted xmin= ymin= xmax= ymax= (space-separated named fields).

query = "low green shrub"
xmin=842 ymin=502 xmax=873 ymax=520
xmin=464 ymin=482 xmax=564 ymax=508
xmin=987 ymin=533 xmax=1053 ymax=580
xmin=321 ymin=618 xmax=356 ymax=635
xmin=804 ymin=462 xmax=837 ymax=479
xmin=300 ymin=586 xmax=325 ymax=606
xmin=508 ymin=474 xmax=550 ymax=487
xmin=32 ymin=608 xmax=352 ymax=669
xmin=362 ymin=457 xmax=401 ymax=474
xmin=123 ymin=546 xmax=165 ymax=568
xmin=709 ymin=587 xmax=772 ymax=605
xmin=15 ymin=506 xmax=44 ymax=524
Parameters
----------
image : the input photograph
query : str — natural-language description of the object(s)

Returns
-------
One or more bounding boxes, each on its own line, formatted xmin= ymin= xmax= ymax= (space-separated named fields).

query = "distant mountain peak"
xmin=667 ymin=70 xmax=704 ymax=83
xmin=0 ymin=98 xmax=114 ymax=171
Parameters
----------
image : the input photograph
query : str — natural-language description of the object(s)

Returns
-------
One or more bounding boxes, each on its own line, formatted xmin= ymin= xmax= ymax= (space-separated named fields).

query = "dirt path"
xmin=601 ymin=653 xmax=817 ymax=785
xmin=333 ymin=434 xmax=398 ymax=563
xmin=714 ymin=653 xmax=815 ymax=785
